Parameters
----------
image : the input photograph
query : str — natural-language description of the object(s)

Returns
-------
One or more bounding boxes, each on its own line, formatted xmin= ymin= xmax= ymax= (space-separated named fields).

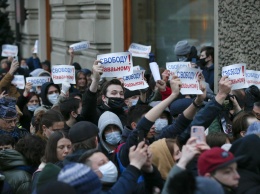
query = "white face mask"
xmin=47 ymin=93 xmax=59 ymax=105
xmin=130 ymin=99 xmax=138 ymax=106
xmin=105 ymin=131 xmax=121 ymax=145
xmin=27 ymin=104 xmax=40 ymax=112
xmin=154 ymin=118 xmax=168 ymax=133
xmin=99 ymin=161 xmax=118 ymax=183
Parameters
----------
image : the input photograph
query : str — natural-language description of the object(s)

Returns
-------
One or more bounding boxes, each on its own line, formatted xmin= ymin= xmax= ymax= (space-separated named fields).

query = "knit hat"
xmin=174 ymin=40 xmax=192 ymax=56
xmin=198 ymin=147 xmax=242 ymax=176
xmin=69 ymin=121 xmax=99 ymax=144
xmin=0 ymin=97 xmax=17 ymax=119
xmin=37 ymin=163 xmax=61 ymax=189
xmin=170 ymin=98 xmax=193 ymax=117
xmin=58 ymin=163 xmax=101 ymax=194
xmin=124 ymin=88 xmax=140 ymax=100
xmin=36 ymin=181 xmax=76 ymax=194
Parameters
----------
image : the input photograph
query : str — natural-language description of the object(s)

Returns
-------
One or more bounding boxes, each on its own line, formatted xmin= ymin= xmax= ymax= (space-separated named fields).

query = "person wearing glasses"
xmin=0 ymin=97 xmax=29 ymax=142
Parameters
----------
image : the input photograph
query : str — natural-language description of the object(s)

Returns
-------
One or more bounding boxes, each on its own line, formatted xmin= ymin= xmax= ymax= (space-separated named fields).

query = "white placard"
xmin=245 ymin=70 xmax=260 ymax=88
xmin=222 ymin=64 xmax=248 ymax=90
xmin=26 ymin=76 xmax=51 ymax=87
xmin=33 ymin=40 xmax=38 ymax=54
xmin=97 ymin=52 xmax=133 ymax=77
xmin=51 ymin=65 xmax=76 ymax=84
xmin=128 ymin=43 xmax=151 ymax=59
xmin=166 ymin=62 xmax=191 ymax=79
xmin=123 ymin=70 xmax=148 ymax=91
xmin=149 ymin=62 xmax=161 ymax=81
xmin=70 ymin=41 xmax=90 ymax=52
xmin=176 ymin=67 xmax=203 ymax=95
xmin=1 ymin=44 xmax=18 ymax=57
xmin=133 ymin=66 xmax=141 ymax=71
xmin=11 ymin=75 xmax=25 ymax=89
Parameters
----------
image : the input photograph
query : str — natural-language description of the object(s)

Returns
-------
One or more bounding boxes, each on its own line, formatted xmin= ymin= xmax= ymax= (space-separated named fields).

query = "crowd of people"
xmin=0 ymin=41 xmax=260 ymax=194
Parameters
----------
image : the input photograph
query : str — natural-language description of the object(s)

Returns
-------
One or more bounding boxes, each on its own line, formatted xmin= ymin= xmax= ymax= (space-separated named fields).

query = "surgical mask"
xmin=21 ymin=66 xmax=29 ymax=69
xmin=154 ymin=118 xmax=168 ymax=133
xmin=99 ymin=161 xmax=118 ymax=183
xmin=106 ymin=97 xmax=125 ymax=110
xmin=27 ymin=104 xmax=40 ymax=112
xmin=47 ymin=93 xmax=59 ymax=105
xmin=178 ymin=56 xmax=188 ymax=62
xmin=199 ymin=58 xmax=207 ymax=66
xmin=131 ymin=99 xmax=138 ymax=106
xmin=105 ymin=131 xmax=121 ymax=145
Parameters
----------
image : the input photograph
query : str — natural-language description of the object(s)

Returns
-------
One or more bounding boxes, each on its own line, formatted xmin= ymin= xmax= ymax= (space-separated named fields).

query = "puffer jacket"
xmin=0 ymin=149 xmax=32 ymax=194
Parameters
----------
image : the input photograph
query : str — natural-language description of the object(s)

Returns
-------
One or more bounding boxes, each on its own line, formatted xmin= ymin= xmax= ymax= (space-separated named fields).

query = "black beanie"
xmin=69 ymin=121 xmax=99 ymax=143
xmin=124 ymin=89 xmax=140 ymax=100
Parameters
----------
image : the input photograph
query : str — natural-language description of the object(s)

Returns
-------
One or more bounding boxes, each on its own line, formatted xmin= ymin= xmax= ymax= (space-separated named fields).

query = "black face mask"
xmin=199 ymin=58 xmax=207 ymax=66
xmin=106 ymin=97 xmax=126 ymax=110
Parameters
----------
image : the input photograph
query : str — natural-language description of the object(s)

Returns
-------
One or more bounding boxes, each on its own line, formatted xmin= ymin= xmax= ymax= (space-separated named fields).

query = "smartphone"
xmin=13 ymin=56 xmax=19 ymax=62
xmin=191 ymin=126 xmax=205 ymax=143
xmin=223 ymin=94 xmax=234 ymax=111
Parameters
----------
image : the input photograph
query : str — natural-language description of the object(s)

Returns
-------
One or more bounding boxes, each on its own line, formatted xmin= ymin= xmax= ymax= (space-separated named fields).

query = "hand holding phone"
xmin=191 ymin=126 xmax=205 ymax=143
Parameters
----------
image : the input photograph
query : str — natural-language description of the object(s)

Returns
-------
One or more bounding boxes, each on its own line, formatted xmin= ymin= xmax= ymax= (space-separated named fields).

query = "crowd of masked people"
xmin=0 ymin=43 xmax=260 ymax=194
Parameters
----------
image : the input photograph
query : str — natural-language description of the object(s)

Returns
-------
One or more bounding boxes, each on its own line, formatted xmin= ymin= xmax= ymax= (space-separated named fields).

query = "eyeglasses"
xmin=1 ymin=118 xmax=18 ymax=125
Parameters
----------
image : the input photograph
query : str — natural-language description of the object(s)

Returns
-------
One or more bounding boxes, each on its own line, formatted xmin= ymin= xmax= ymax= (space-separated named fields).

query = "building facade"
xmin=6 ymin=0 xmax=260 ymax=92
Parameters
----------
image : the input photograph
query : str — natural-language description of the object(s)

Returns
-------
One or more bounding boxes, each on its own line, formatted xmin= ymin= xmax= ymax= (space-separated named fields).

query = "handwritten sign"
xmin=222 ymin=64 xmax=248 ymax=90
xmin=176 ymin=67 xmax=202 ymax=95
xmin=97 ymin=52 xmax=133 ymax=77
xmin=70 ymin=41 xmax=90 ymax=52
xmin=128 ymin=43 xmax=151 ymax=59
xmin=149 ymin=62 xmax=161 ymax=81
xmin=166 ymin=62 xmax=190 ymax=79
xmin=26 ymin=77 xmax=51 ymax=86
xmin=1 ymin=44 xmax=18 ymax=57
xmin=51 ymin=65 xmax=76 ymax=84
xmin=123 ymin=70 xmax=148 ymax=91
xmin=246 ymin=70 xmax=260 ymax=88
xmin=11 ymin=75 xmax=25 ymax=89
xmin=33 ymin=40 xmax=38 ymax=53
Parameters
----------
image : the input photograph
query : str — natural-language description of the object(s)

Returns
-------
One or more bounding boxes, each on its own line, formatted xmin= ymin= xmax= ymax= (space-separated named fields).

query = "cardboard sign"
xmin=128 ymin=43 xmax=151 ymax=59
xmin=149 ymin=62 xmax=161 ymax=81
xmin=176 ymin=67 xmax=203 ymax=95
xmin=1 ymin=44 xmax=18 ymax=57
xmin=166 ymin=62 xmax=190 ymax=79
xmin=123 ymin=70 xmax=148 ymax=91
xmin=246 ymin=70 xmax=260 ymax=88
xmin=51 ymin=65 xmax=76 ymax=84
xmin=26 ymin=76 xmax=51 ymax=86
xmin=97 ymin=52 xmax=133 ymax=77
xmin=222 ymin=64 xmax=248 ymax=90
xmin=33 ymin=40 xmax=38 ymax=54
xmin=11 ymin=75 xmax=25 ymax=89
xmin=70 ymin=41 xmax=90 ymax=52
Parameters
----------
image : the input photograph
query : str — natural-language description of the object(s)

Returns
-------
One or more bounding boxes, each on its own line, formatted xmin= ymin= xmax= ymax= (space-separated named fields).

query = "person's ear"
xmin=71 ymin=111 xmax=77 ymax=118
xmin=240 ymin=131 xmax=246 ymax=137
xmin=102 ymin=95 xmax=107 ymax=103
xmin=131 ymin=122 xmax=137 ymax=130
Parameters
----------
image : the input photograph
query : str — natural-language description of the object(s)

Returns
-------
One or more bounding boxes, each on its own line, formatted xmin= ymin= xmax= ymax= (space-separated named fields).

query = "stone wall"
xmin=50 ymin=0 xmax=111 ymax=69
xmin=218 ymin=0 xmax=260 ymax=74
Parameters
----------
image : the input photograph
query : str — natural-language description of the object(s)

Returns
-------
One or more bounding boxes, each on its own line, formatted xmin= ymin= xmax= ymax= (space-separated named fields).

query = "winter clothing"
xmin=39 ymin=82 xmax=60 ymax=109
xmin=26 ymin=57 xmax=41 ymax=71
xmin=149 ymin=138 xmax=175 ymax=180
xmin=0 ymin=149 xmax=33 ymax=194
xmin=202 ymin=64 xmax=214 ymax=91
xmin=174 ymin=40 xmax=191 ymax=56
xmin=0 ymin=73 xmax=20 ymax=99
xmin=0 ymin=127 xmax=29 ymax=142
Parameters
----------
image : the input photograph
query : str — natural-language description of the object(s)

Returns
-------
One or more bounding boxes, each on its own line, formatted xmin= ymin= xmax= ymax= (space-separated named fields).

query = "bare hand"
xmin=68 ymin=47 xmax=74 ymax=57
xmin=141 ymin=147 xmax=153 ymax=173
xmin=0 ymin=91 xmax=8 ymax=99
xmin=156 ymin=80 xmax=166 ymax=92
xmin=129 ymin=141 xmax=148 ymax=170
xmin=9 ymin=60 xmax=19 ymax=75
xmin=170 ymin=75 xmax=182 ymax=96
xmin=92 ymin=60 xmax=103 ymax=81
xmin=218 ymin=76 xmax=232 ymax=97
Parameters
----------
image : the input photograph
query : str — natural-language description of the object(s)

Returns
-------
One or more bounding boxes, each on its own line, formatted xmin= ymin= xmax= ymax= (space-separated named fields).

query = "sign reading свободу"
xmin=51 ymin=65 xmax=76 ymax=84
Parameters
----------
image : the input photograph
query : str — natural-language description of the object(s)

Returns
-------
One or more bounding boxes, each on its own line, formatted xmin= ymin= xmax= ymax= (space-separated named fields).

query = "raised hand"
xmin=129 ymin=141 xmax=148 ymax=170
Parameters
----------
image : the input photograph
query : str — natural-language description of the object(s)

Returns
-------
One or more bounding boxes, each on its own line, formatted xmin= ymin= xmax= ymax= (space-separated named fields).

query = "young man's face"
xmin=102 ymin=84 xmax=124 ymax=105
xmin=212 ymin=162 xmax=240 ymax=188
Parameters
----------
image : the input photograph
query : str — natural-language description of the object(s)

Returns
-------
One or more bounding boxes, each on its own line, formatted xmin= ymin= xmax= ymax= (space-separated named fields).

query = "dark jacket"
xmin=230 ymin=134 xmax=260 ymax=194
xmin=26 ymin=57 xmax=41 ymax=71
xmin=0 ymin=149 xmax=34 ymax=194
xmin=82 ymin=89 xmax=127 ymax=126
xmin=202 ymin=64 xmax=214 ymax=91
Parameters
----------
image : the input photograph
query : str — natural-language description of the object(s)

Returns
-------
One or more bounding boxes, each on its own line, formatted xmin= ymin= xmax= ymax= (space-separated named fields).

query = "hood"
xmin=149 ymin=138 xmax=175 ymax=180
xmin=30 ymin=68 xmax=51 ymax=77
xmin=98 ymin=111 xmax=123 ymax=153
xmin=0 ymin=149 xmax=28 ymax=170
xmin=230 ymin=134 xmax=260 ymax=173
xmin=40 ymin=82 xmax=60 ymax=106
